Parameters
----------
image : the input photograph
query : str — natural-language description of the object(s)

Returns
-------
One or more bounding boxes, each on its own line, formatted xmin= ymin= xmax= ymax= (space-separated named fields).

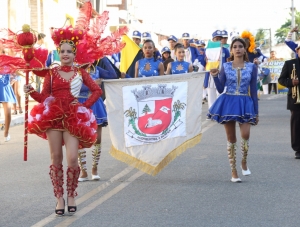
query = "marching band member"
xmin=241 ymin=31 xmax=267 ymax=64
xmin=278 ymin=46 xmax=300 ymax=159
xmin=204 ymin=30 xmax=230 ymax=109
xmin=78 ymin=57 xmax=118 ymax=182
xmin=132 ymin=30 xmax=142 ymax=47
xmin=161 ymin=46 xmax=174 ymax=72
xmin=207 ymin=37 xmax=259 ymax=183
xmin=135 ymin=39 xmax=164 ymax=77
xmin=24 ymin=27 xmax=102 ymax=215
xmin=168 ymin=35 xmax=178 ymax=60
xmin=166 ymin=43 xmax=193 ymax=74
xmin=141 ymin=32 xmax=162 ymax=60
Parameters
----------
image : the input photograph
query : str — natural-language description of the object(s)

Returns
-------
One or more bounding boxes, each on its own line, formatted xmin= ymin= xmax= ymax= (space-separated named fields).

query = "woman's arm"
xmin=134 ymin=61 xmax=139 ymax=78
xmin=188 ymin=63 xmax=193 ymax=73
xmin=80 ymin=69 xmax=102 ymax=108
xmin=250 ymin=64 xmax=259 ymax=116
xmin=27 ymin=72 xmax=51 ymax=103
xmin=212 ymin=65 xmax=226 ymax=93
xmin=166 ymin=62 xmax=172 ymax=75
xmin=158 ymin=62 xmax=164 ymax=76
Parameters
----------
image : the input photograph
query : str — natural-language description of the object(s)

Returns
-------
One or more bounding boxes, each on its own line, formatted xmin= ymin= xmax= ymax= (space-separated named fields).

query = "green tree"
xmin=255 ymin=29 xmax=266 ymax=42
xmin=275 ymin=11 xmax=300 ymax=43
xmin=142 ymin=104 xmax=151 ymax=114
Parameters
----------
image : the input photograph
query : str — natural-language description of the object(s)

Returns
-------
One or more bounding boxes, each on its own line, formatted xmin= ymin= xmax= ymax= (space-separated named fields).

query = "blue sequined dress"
xmin=170 ymin=61 xmax=190 ymax=74
xmin=0 ymin=74 xmax=17 ymax=103
xmin=207 ymin=62 xmax=258 ymax=124
xmin=137 ymin=57 xmax=161 ymax=77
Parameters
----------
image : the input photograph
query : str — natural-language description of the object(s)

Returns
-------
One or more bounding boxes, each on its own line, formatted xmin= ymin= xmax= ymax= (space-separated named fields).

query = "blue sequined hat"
xmin=132 ymin=30 xmax=141 ymax=39
xmin=222 ymin=30 xmax=228 ymax=38
xmin=142 ymin=32 xmax=152 ymax=40
xmin=212 ymin=30 xmax=222 ymax=38
xmin=182 ymin=33 xmax=190 ymax=40
xmin=161 ymin=46 xmax=171 ymax=54
xmin=167 ymin=35 xmax=178 ymax=42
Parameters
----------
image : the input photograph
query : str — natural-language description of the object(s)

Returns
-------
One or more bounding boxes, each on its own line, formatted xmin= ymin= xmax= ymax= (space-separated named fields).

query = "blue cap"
xmin=182 ymin=33 xmax=190 ymax=40
xmin=167 ymin=35 xmax=178 ymax=42
xmin=142 ymin=32 xmax=152 ymax=40
xmin=221 ymin=30 xmax=228 ymax=38
xmin=212 ymin=30 xmax=222 ymax=38
xmin=161 ymin=46 xmax=171 ymax=54
xmin=132 ymin=30 xmax=141 ymax=39
xmin=195 ymin=40 xmax=205 ymax=46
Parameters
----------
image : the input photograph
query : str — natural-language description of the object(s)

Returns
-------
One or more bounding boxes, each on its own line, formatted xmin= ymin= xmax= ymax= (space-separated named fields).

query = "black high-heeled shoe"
xmin=67 ymin=197 xmax=77 ymax=215
xmin=55 ymin=199 xmax=65 ymax=216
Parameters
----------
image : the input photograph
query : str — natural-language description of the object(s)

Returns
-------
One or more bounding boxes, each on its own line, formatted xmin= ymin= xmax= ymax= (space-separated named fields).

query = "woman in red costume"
xmin=24 ymin=33 xmax=102 ymax=215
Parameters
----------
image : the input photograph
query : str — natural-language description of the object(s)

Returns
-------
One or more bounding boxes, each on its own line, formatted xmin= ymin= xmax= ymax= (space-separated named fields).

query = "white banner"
xmin=104 ymin=72 xmax=205 ymax=176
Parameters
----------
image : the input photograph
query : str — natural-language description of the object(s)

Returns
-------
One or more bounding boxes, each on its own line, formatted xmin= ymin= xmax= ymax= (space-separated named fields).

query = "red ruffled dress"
xmin=28 ymin=66 xmax=102 ymax=148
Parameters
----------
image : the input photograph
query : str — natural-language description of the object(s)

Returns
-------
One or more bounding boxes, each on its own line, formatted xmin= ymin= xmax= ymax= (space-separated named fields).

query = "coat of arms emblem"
xmin=123 ymin=82 xmax=187 ymax=147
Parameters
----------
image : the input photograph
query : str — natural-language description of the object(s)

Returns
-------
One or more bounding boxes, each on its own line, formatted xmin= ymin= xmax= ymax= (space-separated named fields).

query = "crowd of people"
xmin=1 ymin=0 xmax=300 ymax=216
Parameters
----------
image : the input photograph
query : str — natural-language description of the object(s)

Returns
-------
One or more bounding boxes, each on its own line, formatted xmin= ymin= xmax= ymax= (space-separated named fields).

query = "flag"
xmin=104 ymin=72 xmax=205 ymax=176
xmin=205 ymin=40 xmax=221 ymax=70
xmin=120 ymin=35 xmax=143 ymax=77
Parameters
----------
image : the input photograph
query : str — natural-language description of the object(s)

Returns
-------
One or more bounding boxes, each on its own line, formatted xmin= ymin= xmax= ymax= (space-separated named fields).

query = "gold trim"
xmin=109 ymin=133 xmax=202 ymax=176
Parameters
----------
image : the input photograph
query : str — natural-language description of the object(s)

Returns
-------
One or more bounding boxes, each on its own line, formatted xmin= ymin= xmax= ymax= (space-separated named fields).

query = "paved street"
xmin=1 ymin=94 xmax=300 ymax=227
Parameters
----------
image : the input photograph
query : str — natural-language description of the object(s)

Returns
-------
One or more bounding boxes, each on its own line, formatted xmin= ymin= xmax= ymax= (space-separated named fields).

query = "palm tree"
xmin=124 ymin=107 xmax=137 ymax=120
xmin=173 ymin=100 xmax=186 ymax=112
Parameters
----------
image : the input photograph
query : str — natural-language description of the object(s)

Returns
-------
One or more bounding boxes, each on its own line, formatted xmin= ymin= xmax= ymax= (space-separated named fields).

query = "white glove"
xmin=115 ymin=62 xmax=120 ymax=69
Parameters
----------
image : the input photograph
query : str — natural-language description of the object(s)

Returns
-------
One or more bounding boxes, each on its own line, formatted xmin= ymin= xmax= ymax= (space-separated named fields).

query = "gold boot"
xmin=78 ymin=149 xmax=88 ymax=182
xmin=227 ymin=141 xmax=241 ymax=183
xmin=241 ymin=138 xmax=251 ymax=176
xmin=91 ymin=144 xmax=101 ymax=180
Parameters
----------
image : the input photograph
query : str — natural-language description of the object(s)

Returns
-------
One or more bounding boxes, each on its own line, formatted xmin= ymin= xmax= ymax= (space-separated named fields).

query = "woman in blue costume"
xmin=134 ymin=39 xmax=164 ymax=78
xmin=78 ymin=57 xmax=118 ymax=181
xmin=0 ymin=73 xmax=17 ymax=142
xmin=207 ymin=38 xmax=259 ymax=183
xmin=166 ymin=43 xmax=193 ymax=75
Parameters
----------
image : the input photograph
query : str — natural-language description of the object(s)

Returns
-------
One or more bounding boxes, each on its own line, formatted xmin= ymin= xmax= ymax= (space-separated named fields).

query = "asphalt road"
xmin=1 ymin=94 xmax=299 ymax=227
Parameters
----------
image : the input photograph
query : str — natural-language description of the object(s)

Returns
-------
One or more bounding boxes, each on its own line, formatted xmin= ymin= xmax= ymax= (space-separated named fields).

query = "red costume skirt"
xmin=28 ymin=96 xmax=97 ymax=148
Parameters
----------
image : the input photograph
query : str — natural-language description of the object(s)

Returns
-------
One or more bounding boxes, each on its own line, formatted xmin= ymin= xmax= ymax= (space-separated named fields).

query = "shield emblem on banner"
xmin=137 ymin=97 xmax=172 ymax=134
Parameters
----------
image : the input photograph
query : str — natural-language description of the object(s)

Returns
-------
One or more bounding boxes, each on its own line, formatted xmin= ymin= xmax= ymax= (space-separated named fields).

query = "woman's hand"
xmin=120 ymin=72 xmax=126 ymax=78
xmin=23 ymin=84 xmax=33 ymax=93
xmin=253 ymin=58 xmax=261 ymax=65
xmin=94 ymin=78 xmax=102 ymax=86
xmin=210 ymin=68 xmax=219 ymax=76
xmin=255 ymin=116 xmax=259 ymax=125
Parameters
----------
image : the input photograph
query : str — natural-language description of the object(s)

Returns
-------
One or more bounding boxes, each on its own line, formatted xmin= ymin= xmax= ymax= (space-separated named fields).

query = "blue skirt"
xmin=207 ymin=93 xmax=256 ymax=125
xmin=0 ymin=75 xmax=17 ymax=103
xmin=78 ymin=96 xmax=108 ymax=126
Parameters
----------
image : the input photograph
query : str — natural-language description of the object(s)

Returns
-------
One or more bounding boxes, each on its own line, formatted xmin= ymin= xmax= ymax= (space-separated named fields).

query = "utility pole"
xmin=269 ymin=28 xmax=272 ymax=53
xmin=291 ymin=0 xmax=296 ymax=41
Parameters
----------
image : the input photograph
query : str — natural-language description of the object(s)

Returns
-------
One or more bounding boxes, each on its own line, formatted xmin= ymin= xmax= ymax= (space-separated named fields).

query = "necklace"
xmin=58 ymin=65 xmax=74 ymax=72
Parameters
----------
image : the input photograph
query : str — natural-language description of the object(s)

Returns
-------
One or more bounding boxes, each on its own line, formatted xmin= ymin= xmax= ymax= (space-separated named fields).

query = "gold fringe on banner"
xmin=109 ymin=133 xmax=202 ymax=176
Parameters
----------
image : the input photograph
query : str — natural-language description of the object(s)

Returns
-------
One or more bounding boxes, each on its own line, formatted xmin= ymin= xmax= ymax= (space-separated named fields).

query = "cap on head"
xmin=161 ymin=46 xmax=171 ymax=54
xmin=142 ymin=32 xmax=152 ymax=40
xmin=182 ymin=33 xmax=190 ymax=40
xmin=212 ymin=30 xmax=222 ymax=38
xmin=221 ymin=30 xmax=228 ymax=38
xmin=132 ymin=30 xmax=141 ymax=39
xmin=195 ymin=40 xmax=205 ymax=47
xmin=167 ymin=35 xmax=178 ymax=42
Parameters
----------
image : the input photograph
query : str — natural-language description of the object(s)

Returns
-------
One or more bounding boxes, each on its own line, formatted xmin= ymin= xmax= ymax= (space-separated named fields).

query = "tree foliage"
xmin=275 ymin=11 xmax=300 ymax=43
